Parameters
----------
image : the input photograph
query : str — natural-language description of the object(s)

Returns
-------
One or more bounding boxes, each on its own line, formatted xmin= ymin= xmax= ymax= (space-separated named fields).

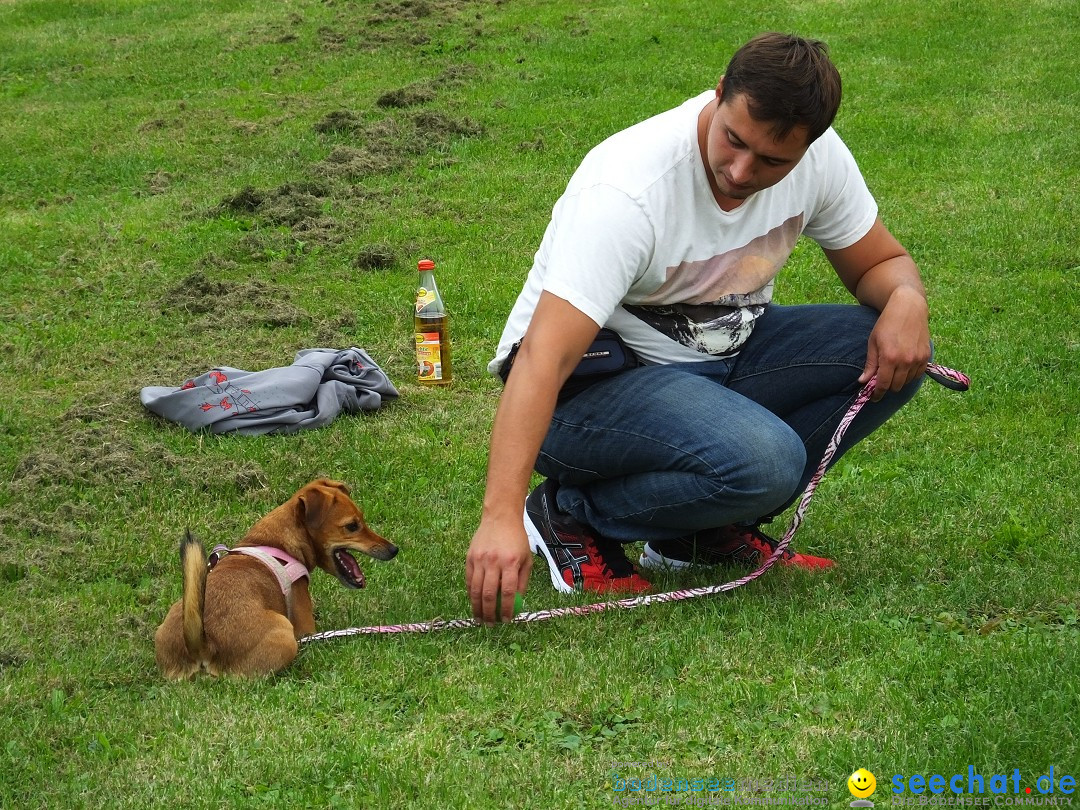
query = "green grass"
xmin=2 ymin=0 xmax=1078 ymax=806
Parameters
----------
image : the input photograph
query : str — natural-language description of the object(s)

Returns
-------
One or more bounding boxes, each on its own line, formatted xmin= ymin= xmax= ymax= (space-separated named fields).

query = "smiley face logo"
xmin=848 ymin=769 xmax=877 ymax=799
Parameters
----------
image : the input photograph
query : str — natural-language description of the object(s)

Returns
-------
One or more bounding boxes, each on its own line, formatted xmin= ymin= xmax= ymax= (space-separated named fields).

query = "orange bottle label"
xmin=415 ymin=331 xmax=444 ymax=380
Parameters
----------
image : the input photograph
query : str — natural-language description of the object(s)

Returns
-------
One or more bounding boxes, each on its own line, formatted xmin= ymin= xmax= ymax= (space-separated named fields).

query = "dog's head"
xmin=296 ymin=478 xmax=398 ymax=589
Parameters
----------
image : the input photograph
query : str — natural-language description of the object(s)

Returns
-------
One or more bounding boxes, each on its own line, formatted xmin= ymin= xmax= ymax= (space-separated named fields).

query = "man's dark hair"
xmin=720 ymin=32 xmax=842 ymax=144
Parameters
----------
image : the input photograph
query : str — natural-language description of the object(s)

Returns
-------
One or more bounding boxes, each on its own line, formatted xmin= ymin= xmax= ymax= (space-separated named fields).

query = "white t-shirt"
xmin=488 ymin=90 xmax=878 ymax=373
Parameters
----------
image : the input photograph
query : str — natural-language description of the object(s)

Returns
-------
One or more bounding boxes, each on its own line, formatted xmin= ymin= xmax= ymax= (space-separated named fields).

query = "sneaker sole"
xmin=638 ymin=544 xmax=694 ymax=571
xmin=523 ymin=504 xmax=576 ymax=594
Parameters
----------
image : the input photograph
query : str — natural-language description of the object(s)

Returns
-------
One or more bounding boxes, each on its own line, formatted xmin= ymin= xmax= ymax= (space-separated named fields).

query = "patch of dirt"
xmin=208 ymin=35 xmax=484 ymax=273
xmin=317 ymin=145 xmax=398 ymax=180
xmin=196 ymin=252 xmax=242 ymax=274
xmin=217 ymin=182 xmax=331 ymax=225
xmin=12 ymin=418 xmax=173 ymax=494
xmin=0 ymin=651 xmax=27 ymax=671
xmin=361 ymin=116 xmax=412 ymax=144
xmin=357 ymin=0 xmax=473 ymax=48
xmin=318 ymin=26 xmax=347 ymax=51
xmin=292 ymin=215 xmax=343 ymax=246
xmin=413 ymin=109 xmax=484 ymax=140
xmin=233 ymin=463 xmax=270 ymax=493
xmin=232 ymin=120 xmax=261 ymax=136
xmin=439 ymin=63 xmax=481 ymax=85
xmin=375 ymin=64 xmax=478 ymax=110
xmin=353 ymin=243 xmax=396 ymax=270
xmin=314 ymin=109 xmax=364 ymax=134
xmin=366 ymin=0 xmax=477 ymax=23
xmin=369 ymin=0 xmax=436 ymax=22
xmin=159 ymin=271 xmax=308 ymax=329
xmin=315 ymin=110 xmax=482 ymax=180
xmin=6 ymin=396 xmax=272 ymax=500
xmin=217 ymin=185 xmax=266 ymax=213
xmin=259 ymin=191 xmax=323 ymax=227
xmin=313 ymin=313 xmax=359 ymax=347
xmin=0 ymin=389 xmax=275 ymax=582
xmin=377 ymin=84 xmax=437 ymax=109
xmin=214 ymin=182 xmax=342 ymax=247
xmin=162 ymin=270 xmax=232 ymax=311
xmin=563 ymin=13 xmax=590 ymax=37
xmin=255 ymin=13 xmax=304 ymax=46
xmin=146 ymin=170 xmax=175 ymax=195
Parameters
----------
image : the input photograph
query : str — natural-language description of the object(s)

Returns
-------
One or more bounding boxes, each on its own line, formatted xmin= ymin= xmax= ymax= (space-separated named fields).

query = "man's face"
xmin=703 ymin=87 xmax=811 ymax=204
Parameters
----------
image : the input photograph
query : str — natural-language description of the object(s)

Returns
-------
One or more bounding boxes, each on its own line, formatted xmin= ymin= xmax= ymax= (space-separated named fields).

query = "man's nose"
xmin=729 ymin=153 xmax=755 ymax=184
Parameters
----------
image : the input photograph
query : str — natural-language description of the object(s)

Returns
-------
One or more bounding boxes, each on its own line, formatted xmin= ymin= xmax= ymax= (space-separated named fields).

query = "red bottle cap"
xmin=417 ymin=259 xmax=435 ymax=270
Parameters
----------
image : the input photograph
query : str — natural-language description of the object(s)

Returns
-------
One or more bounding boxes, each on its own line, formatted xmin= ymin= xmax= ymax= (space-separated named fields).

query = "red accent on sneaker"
xmin=641 ymin=524 xmax=834 ymax=571
xmin=576 ymin=536 xmax=652 ymax=594
xmin=784 ymin=550 xmax=834 ymax=569
xmin=525 ymin=480 xmax=651 ymax=595
xmin=734 ymin=525 xmax=835 ymax=569
xmin=717 ymin=524 xmax=835 ymax=570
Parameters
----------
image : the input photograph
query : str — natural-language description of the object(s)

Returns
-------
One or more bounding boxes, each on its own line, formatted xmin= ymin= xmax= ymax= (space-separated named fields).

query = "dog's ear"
xmin=310 ymin=478 xmax=351 ymax=495
xmin=298 ymin=485 xmax=334 ymax=533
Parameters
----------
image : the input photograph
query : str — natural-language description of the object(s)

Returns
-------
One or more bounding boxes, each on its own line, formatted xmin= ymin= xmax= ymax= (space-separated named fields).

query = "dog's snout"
xmin=370 ymin=542 xmax=398 ymax=562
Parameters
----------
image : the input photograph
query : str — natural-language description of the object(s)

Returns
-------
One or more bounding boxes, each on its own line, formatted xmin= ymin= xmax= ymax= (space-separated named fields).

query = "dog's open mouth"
xmin=333 ymin=549 xmax=366 ymax=589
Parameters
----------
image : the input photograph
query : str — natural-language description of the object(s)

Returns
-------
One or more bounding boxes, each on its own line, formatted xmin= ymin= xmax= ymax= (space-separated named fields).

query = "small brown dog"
xmin=155 ymin=478 xmax=397 ymax=678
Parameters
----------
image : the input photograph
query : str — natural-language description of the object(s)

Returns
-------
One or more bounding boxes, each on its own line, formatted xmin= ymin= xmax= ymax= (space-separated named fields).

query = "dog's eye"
xmin=345 ymin=520 xmax=360 ymax=532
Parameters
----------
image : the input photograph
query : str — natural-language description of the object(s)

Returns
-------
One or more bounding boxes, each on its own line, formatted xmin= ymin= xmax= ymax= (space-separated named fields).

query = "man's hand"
xmin=466 ymin=517 xmax=533 ymax=626
xmin=859 ymin=285 xmax=931 ymax=400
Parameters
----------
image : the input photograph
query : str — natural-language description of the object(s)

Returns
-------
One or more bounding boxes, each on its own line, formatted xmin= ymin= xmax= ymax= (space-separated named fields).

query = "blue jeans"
xmin=535 ymin=304 xmax=925 ymax=543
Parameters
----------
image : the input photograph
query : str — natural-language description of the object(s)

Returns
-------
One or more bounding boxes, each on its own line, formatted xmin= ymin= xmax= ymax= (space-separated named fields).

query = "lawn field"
xmin=1 ymin=0 xmax=1077 ymax=807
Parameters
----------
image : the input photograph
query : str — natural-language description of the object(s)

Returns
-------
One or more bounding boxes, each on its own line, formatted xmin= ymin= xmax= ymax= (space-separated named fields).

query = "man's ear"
xmin=716 ymin=75 xmax=725 ymax=100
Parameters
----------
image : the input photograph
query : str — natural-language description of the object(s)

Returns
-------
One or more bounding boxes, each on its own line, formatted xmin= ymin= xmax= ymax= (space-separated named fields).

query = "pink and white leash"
xmin=301 ymin=363 xmax=970 ymax=644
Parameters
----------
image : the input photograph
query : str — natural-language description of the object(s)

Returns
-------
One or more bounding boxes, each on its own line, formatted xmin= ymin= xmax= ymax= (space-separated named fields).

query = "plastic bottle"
xmin=414 ymin=258 xmax=452 ymax=385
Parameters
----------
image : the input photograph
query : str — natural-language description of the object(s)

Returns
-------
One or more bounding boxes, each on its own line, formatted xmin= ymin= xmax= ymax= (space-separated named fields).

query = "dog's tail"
xmin=180 ymin=530 xmax=208 ymax=660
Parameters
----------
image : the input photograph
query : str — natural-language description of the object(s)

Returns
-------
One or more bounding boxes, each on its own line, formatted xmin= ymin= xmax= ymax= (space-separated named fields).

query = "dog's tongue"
xmin=334 ymin=550 xmax=366 ymax=588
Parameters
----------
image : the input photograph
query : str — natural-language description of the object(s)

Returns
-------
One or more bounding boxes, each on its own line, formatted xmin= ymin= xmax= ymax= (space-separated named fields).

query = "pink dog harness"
xmin=209 ymin=544 xmax=309 ymax=623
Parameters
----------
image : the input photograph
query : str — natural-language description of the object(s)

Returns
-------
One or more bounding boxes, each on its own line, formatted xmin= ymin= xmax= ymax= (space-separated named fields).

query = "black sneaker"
xmin=524 ymin=479 xmax=651 ymax=594
xmin=639 ymin=524 xmax=834 ymax=571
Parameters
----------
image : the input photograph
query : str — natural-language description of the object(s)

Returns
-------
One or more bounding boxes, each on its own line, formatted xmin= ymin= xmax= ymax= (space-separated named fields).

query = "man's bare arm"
xmin=465 ymin=292 xmax=600 ymax=624
xmin=824 ymin=218 xmax=931 ymax=398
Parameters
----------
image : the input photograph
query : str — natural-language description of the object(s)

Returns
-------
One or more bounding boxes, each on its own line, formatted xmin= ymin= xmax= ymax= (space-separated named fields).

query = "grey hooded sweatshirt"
xmin=140 ymin=347 xmax=398 ymax=435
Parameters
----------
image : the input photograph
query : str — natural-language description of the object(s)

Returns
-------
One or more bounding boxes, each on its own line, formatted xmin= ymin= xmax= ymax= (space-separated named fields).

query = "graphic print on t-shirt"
xmin=623 ymin=301 xmax=765 ymax=356
xmin=623 ymin=214 xmax=803 ymax=356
